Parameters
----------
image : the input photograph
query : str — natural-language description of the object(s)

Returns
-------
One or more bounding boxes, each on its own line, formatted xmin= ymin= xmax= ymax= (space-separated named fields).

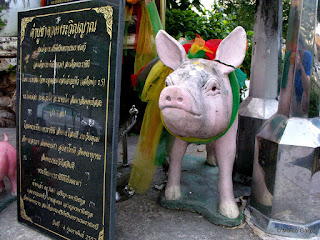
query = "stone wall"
xmin=0 ymin=37 xmax=17 ymax=127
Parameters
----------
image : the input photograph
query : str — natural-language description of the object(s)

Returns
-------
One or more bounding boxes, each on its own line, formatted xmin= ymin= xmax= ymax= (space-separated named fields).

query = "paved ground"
xmin=0 ymin=128 xmax=309 ymax=240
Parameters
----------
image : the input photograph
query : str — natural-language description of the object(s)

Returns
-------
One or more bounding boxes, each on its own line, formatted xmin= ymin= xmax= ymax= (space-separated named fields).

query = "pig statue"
xmin=0 ymin=133 xmax=17 ymax=196
xmin=156 ymin=27 xmax=247 ymax=219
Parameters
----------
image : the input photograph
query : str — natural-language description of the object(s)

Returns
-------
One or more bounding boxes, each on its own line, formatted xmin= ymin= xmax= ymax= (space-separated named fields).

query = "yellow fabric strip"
xmin=189 ymin=37 xmax=214 ymax=55
xmin=134 ymin=1 xmax=158 ymax=74
xmin=128 ymin=61 xmax=172 ymax=193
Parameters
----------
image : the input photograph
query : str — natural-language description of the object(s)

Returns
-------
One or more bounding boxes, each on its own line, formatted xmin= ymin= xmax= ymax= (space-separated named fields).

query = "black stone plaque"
xmin=17 ymin=1 xmax=124 ymax=239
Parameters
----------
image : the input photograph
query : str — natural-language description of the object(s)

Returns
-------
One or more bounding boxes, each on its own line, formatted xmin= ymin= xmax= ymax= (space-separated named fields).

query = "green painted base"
xmin=0 ymin=191 xmax=16 ymax=213
xmin=159 ymin=155 xmax=243 ymax=227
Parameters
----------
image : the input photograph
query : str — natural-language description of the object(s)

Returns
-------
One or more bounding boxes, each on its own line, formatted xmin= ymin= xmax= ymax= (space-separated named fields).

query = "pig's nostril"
xmin=177 ymin=97 xmax=183 ymax=102
xmin=166 ymin=96 xmax=171 ymax=101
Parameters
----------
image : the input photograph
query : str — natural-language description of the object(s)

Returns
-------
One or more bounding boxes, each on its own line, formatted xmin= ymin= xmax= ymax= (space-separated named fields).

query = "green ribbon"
xmin=146 ymin=1 xmax=163 ymax=37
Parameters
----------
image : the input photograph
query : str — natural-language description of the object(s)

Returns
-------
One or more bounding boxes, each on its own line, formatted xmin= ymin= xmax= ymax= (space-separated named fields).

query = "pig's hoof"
xmin=219 ymin=201 xmax=239 ymax=219
xmin=165 ymin=186 xmax=181 ymax=200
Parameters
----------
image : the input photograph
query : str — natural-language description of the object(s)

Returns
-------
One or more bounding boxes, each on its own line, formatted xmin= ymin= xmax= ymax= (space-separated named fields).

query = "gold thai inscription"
xmin=21 ymin=132 xmax=102 ymax=161
xmin=30 ymin=20 xmax=98 ymax=41
xmin=22 ymin=75 xmax=105 ymax=88
xmin=23 ymin=193 xmax=99 ymax=230
xmin=32 ymin=59 xmax=91 ymax=69
xmin=23 ymin=92 xmax=104 ymax=108
xmin=37 ymin=43 xmax=87 ymax=53
xmin=37 ymin=168 xmax=82 ymax=187
xmin=41 ymin=154 xmax=75 ymax=170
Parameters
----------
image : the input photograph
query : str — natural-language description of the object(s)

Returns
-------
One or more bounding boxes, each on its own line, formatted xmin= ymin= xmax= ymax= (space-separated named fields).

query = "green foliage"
xmin=308 ymin=78 xmax=320 ymax=118
xmin=165 ymin=0 xmax=291 ymax=81
xmin=215 ymin=0 xmax=255 ymax=32
xmin=206 ymin=7 xmax=238 ymax=39
xmin=167 ymin=0 xmax=202 ymax=12
xmin=165 ymin=7 xmax=237 ymax=41
xmin=0 ymin=7 xmax=7 ymax=29
xmin=165 ymin=8 xmax=208 ymax=40
xmin=6 ymin=64 xmax=16 ymax=74
xmin=282 ymin=0 xmax=291 ymax=39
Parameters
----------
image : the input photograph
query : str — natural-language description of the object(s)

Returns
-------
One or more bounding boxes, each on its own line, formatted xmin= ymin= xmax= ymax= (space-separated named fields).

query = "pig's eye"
xmin=212 ymin=85 xmax=217 ymax=91
xmin=203 ymin=79 xmax=221 ymax=96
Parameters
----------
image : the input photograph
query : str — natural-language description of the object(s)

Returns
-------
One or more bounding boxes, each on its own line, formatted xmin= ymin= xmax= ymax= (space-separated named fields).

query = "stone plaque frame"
xmin=17 ymin=1 xmax=124 ymax=239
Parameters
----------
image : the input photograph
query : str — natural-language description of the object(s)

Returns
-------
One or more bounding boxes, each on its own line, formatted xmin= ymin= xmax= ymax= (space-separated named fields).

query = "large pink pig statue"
xmin=156 ymin=27 xmax=247 ymax=219
xmin=0 ymin=133 xmax=17 ymax=196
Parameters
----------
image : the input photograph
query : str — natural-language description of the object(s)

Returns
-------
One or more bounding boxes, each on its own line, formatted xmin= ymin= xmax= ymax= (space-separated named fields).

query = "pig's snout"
xmin=159 ymin=86 xmax=200 ymax=116
xmin=159 ymin=86 xmax=203 ymax=136
xmin=160 ymin=87 xmax=188 ymax=106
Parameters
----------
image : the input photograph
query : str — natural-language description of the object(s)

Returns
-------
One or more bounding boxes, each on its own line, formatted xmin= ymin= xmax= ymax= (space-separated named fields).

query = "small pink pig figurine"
xmin=156 ymin=27 xmax=247 ymax=219
xmin=0 ymin=133 xmax=17 ymax=196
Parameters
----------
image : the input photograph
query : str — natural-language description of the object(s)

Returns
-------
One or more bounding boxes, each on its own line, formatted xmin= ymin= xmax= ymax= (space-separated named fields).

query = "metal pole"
xmin=122 ymin=134 xmax=129 ymax=167
xmin=236 ymin=0 xmax=282 ymax=176
xmin=160 ymin=0 xmax=166 ymax=30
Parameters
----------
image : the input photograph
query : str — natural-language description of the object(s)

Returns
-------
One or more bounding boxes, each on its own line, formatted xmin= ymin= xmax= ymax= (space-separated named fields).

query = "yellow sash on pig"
xmin=128 ymin=61 xmax=172 ymax=193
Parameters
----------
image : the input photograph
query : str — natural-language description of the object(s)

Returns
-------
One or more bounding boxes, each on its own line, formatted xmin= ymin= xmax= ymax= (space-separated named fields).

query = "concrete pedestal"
xmin=159 ymin=155 xmax=244 ymax=227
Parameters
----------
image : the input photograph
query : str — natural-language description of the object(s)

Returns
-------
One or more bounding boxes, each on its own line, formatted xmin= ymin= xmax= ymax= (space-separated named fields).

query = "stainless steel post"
xmin=249 ymin=0 xmax=320 ymax=238
xmin=236 ymin=0 xmax=282 ymax=176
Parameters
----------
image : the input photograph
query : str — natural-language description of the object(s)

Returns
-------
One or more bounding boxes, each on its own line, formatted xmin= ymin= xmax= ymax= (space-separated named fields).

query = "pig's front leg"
xmin=208 ymin=117 xmax=239 ymax=219
xmin=165 ymin=137 xmax=189 ymax=200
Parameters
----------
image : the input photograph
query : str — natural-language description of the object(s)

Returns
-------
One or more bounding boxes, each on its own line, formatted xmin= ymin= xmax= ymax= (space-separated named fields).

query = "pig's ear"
xmin=215 ymin=26 xmax=247 ymax=74
xmin=156 ymin=30 xmax=187 ymax=70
